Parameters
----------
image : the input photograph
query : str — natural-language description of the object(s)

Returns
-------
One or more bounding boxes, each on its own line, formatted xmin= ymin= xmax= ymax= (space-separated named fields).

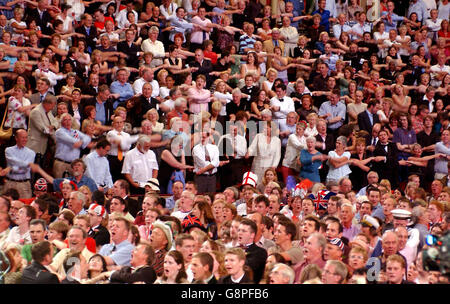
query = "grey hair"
xmin=306 ymin=136 xmax=316 ymax=143
xmin=336 ymin=136 xmax=347 ymax=146
xmin=137 ymin=135 xmax=152 ymax=146
xmin=71 ymin=191 xmax=86 ymax=206
xmin=272 ymin=263 xmax=295 ymax=284
xmin=325 ymin=260 xmax=348 ymax=283
xmin=174 ymin=97 xmax=187 ymax=108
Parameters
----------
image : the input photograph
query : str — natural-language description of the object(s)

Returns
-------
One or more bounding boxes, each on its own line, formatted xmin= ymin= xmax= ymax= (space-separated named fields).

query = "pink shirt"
xmin=188 ymin=87 xmax=211 ymax=114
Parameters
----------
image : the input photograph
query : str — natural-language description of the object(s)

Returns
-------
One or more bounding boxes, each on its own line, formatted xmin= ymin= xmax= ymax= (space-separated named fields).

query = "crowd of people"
xmin=0 ymin=0 xmax=449 ymax=285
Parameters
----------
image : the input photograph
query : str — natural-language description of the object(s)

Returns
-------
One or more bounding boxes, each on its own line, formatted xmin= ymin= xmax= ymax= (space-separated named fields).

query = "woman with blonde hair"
xmin=262 ymin=68 xmax=278 ymax=98
xmin=78 ymin=185 xmax=92 ymax=209
xmin=145 ymin=108 xmax=164 ymax=134
xmin=256 ymin=168 xmax=279 ymax=193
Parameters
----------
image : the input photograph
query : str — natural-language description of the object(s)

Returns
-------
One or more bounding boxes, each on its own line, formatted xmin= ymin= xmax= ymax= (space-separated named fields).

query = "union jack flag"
xmin=308 ymin=190 xmax=336 ymax=211
xmin=182 ymin=214 xmax=203 ymax=229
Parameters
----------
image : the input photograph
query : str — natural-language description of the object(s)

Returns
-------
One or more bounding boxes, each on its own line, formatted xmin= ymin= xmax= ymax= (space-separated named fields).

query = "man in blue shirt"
xmin=318 ymin=89 xmax=346 ymax=138
xmin=110 ymin=68 xmax=134 ymax=109
xmin=4 ymin=129 xmax=36 ymax=198
xmin=53 ymin=113 xmax=92 ymax=178
xmin=84 ymin=139 xmax=114 ymax=192
xmin=312 ymin=0 xmax=334 ymax=32
xmin=381 ymin=1 xmax=408 ymax=32
xmin=99 ymin=217 xmax=135 ymax=268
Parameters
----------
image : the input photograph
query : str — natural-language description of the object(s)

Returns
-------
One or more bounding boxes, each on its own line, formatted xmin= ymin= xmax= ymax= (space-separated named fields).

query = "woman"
xmin=290 ymin=78 xmax=311 ymax=110
xmin=78 ymin=185 xmax=92 ymax=210
xmin=262 ymin=68 xmax=278 ymax=98
xmin=158 ymin=135 xmax=193 ymax=194
xmin=348 ymin=246 xmax=368 ymax=275
xmin=250 ymin=89 xmax=270 ymax=121
xmin=138 ymin=208 xmax=160 ymax=241
xmin=4 ymin=84 xmax=34 ymax=132
xmin=399 ymin=143 xmax=444 ymax=183
xmin=408 ymin=103 xmax=423 ymax=134
xmin=210 ymin=250 xmax=227 ymax=280
xmin=300 ymin=136 xmax=327 ymax=183
xmin=60 ymin=72 xmax=79 ymax=97
xmin=155 ymin=250 xmax=188 ymax=284
xmin=304 ymin=113 xmax=319 ymax=138
xmin=349 ymin=137 xmax=374 ymax=191
xmin=326 ymin=136 xmax=352 ymax=183
xmin=211 ymin=199 xmax=225 ymax=226
xmin=257 ymin=17 xmax=272 ymax=41
xmin=377 ymin=96 xmax=393 ymax=124
xmin=239 ymin=52 xmax=261 ymax=82
xmin=164 ymin=45 xmax=183 ymax=77
xmin=256 ymin=168 xmax=279 ymax=193
xmin=145 ymin=108 xmax=164 ymax=134
xmin=438 ymin=19 xmax=449 ymax=38
xmin=268 ymin=46 xmax=295 ymax=84
xmin=339 ymin=67 xmax=355 ymax=98
xmin=296 ymin=94 xmax=317 ymax=121
xmin=245 ymin=122 xmax=281 ymax=183
xmin=188 ymin=201 xmax=217 ymax=239
xmin=187 ymin=75 xmax=212 ymax=114
xmin=213 ymin=79 xmax=232 ymax=118
xmin=222 ymin=203 xmax=237 ymax=222
xmin=82 ymin=254 xmax=109 ymax=284
xmin=216 ymin=15 xmax=242 ymax=52
xmin=392 ymin=84 xmax=411 ymax=113
xmin=76 ymin=39 xmax=90 ymax=65
xmin=336 ymin=32 xmax=351 ymax=53
xmin=281 ymin=121 xmax=307 ymax=182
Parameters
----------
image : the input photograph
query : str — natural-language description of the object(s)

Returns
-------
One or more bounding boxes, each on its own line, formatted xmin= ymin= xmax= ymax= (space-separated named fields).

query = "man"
xmin=430 ymin=53 xmax=450 ymax=88
xmin=75 ymin=13 xmax=98 ymax=52
xmin=324 ymin=238 xmax=345 ymax=261
xmin=217 ymin=123 xmax=247 ymax=189
xmin=84 ymin=139 xmax=113 ymax=191
xmin=117 ymin=29 xmax=141 ymax=69
xmin=218 ymin=248 xmax=253 ymax=284
xmin=27 ymin=95 xmax=58 ymax=156
xmin=116 ymin=0 xmax=138 ymax=28
xmin=192 ymin=130 xmax=220 ymax=194
xmin=381 ymin=1 xmax=408 ymax=32
xmin=251 ymin=195 xmax=270 ymax=217
xmin=350 ymin=12 xmax=371 ymax=41
xmin=371 ymin=231 xmax=407 ymax=272
xmin=190 ymin=7 xmax=213 ymax=51
xmin=3 ymin=129 xmax=36 ymax=198
xmin=270 ymin=83 xmax=295 ymax=128
xmin=109 ymin=196 xmax=135 ymax=223
xmin=165 ymin=181 xmax=184 ymax=211
xmin=110 ymin=68 xmax=135 ymax=109
xmin=87 ymin=204 xmax=110 ymax=251
xmin=358 ymin=99 xmax=381 ymax=135
xmin=269 ymin=263 xmax=295 ymax=284
xmin=21 ymin=241 xmax=59 ymax=284
xmin=325 ymin=217 xmax=343 ymax=240
xmin=21 ymin=219 xmax=47 ymax=264
xmin=322 ymin=260 xmax=348 ymax=284
xmin=312 ymin=0 xmax=333 ymax=32
xmin=171 ymin=190 xmax=195 ymax=221
xmin=141 ymin=27 xmax=165 ymax=67
xmin=99 ymin=217 xmax=135 ymax=268
xmin=299 ymin=215 xmax=321 ymax=246
xmin=85 ymin=84 xmax=114 ymax=126
xmin=175 ymin=233 xmax=197 ymax=265
xmin=237 ymin=218 xmax=268 ymax=284
xmin=294 ymin=232 xmax=326 ymax=283
xmin=29 ymin=77 xmax=57 ymax=105
xmin=191 ymin=252 xmax=216 ymax=284
xmin=386 ymin=254 xmax=414 ymax=284
xmin=54 ymin=113 xmax=92 ymax=178
xmin=122 ymin=135 xmax=159 ymax=195
xmin=63 ymin=49 xmax=85 ymax=79
xmin=110 ymin=243 xmax=157 ymax=284
xmin=132 ymin=69 xmax=161 ymax=102
xmin=168 ymin=7 xmax=197 ymax=43
xmin=371 ymin=129 xmax=399 ymax=188
xmin=149 ymin=221 xmax=173 ymax=276
xmin=189 ymin=49 xmax=213 ymax=87
xmin=319 ymin=43 xmax=340 ymax=71
xmin=434 ymin=129 xmax=450 ymax=180
xmin=247 ymin=212 xmax=276 ymax=250
xmin=332 ymin=13 xmax=351 ymax=40
xmin=50 ymin=226 xmax=94 ymax=276
xmin=93 ymin=9 xmax=113 ymax=30
xmin=428 ymin=200 xmax=444 ymax=226
xmin=367 ymin=187 xmax=385 ymax=221
xmin=68 ymin=191 xmax=87 ymax=216
xmin=274 ymin=219 xmax=304 ymax=265
xmin=340 ymin=203 xmax=360 ymax=241
xmin=106 ymin=116 xmax=137 ymax=182
xmin=318 ymin=89 xmax=346 ymax=138
xmin=394 ymin=226 xmax=418 ymax=267
xmin=240 ymin=23 xmax=259 ymax=53
xmin=357 ymin=171 xmax=379 ymax=197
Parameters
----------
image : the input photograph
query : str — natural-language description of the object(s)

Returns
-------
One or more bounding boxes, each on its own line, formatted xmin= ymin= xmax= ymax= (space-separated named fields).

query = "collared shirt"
xmin=121 ymin=147 xmax=159 ymax=185
xmin=192 ymin=143 xmax=220 ymax=174
xmin=407 ymin=0 xmax=429 ymax=22
xmin=190 ymin=16 xmax=212 ymax=44
xmin=35 ymin=69 xmax=63 ymax=92
xmin=429 ymin=64 xmax=450 ymax=87
xmin=312 ymin=9 xmax=331 ymax=31
xmin=318 ymin=101 xmax=347 ymax=129
xmin=315 ymin=0 xmax=337 ymax=17
xmin=5 ymin=145 xmax=35 ymax=180
xmin=110 ymin=81 xmax=134 ymax=108
xmin=117 ymin=9 xmax=138 ymax=29
xmin=168 ymin=14 xmax=194 ymax=42
xmin=350 ymin=22 xmax=372 ymax=40
xmin=95 ymin=100 xmax=106 ymax=125
xmin=99 ymin=240 xmax=135 ymax=266
xmin=381 ymin=11 xmax=405 ymax=32
xmin=239 ymin=34 xmax=257 ymax=54
xmin=141 ymin=39 xmax=165 ymax=58
xmin=55 ymin=127 xmax=91 ymax=162
xmin=332 ymin=23 xmax=352 ymax=39
xmin=343 ymin=223 xmax=360 ymax=241
xmin=84 ymin=150 xmax=114 ymax=189
xmin=106 ymin=129 xmax=138 ymax=156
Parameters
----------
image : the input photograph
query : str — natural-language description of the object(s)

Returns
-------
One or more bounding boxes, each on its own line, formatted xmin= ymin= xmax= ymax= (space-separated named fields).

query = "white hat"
xmin=391 ymin=209 xmax=412 ymax=219
xmin=144 ymin=178 xmax=160 ymax=192
xmin=241 ymin=171 xmax=258 ymax=188
xmin=361 ymin=215 xmax=380 ymax=229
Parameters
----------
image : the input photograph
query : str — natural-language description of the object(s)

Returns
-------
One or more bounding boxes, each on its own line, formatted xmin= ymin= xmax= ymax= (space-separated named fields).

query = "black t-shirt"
xmin=226 ymin=100 xmax=249 ymax=116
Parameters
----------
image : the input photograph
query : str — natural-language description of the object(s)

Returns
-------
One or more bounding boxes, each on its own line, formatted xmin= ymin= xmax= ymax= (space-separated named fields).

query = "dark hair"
xmin=88 ymin=254 xmax=108 ymax=278
xmin=163 ymin=250 xmax=187 ymax=283
xmin=31 ymin=240 xmax=52 ymax=263
xmin=278 ymin=219 xmax=297 ymax=240
xmin=304 ymin=215 xmax=321 ymax=231
xmin=193 ymin=252 xmax=214 ymax=273
xmin=30 ymin=219 xmax=47 ymax=231
xmin=96 ymin=139 xmax=111 ymax=149
xmin=240 ymin=218 xmax=258 ymax=235
xmin=2 ymin=188 xmax=19 ymax=200
xmin=326 ymin=216 xmax=343 ymax=233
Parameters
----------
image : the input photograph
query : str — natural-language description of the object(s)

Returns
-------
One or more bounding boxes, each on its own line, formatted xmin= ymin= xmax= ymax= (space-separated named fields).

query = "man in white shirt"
xmin=270 ymin=83 xmax=295 ymax=128
xmin=141 ymin=26 xmax=165 ymax=68
xmin=170 ymin=190 xmax=195 ymax=221
xmin=424 ymin=9 xmax=443 ymax=41
xmin=332 ymin=13 xmax=352 ymax=40
xmin=192 ymin=130 xmax=220 ymax=193
xmin=429 ymin=53 xmax=450 ymax=87
xmin=349 ymin=12 xmax=372 ymax=41
xmin=190 ymin=7 xmax=213 ymax=51
xmin=132 ymin=67 xmax=160 ymax=98
xmin=121 ymin=135 xmax=159 ymax=195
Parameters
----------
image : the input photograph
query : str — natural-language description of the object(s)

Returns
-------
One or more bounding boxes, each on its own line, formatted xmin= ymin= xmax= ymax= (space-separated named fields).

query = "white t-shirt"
xmin=326 ymin=150 xmax=352 ymax=181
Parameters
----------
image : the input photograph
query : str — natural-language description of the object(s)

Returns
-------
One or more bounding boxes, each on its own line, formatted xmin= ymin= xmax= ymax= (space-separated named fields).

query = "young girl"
xmin=138 ymin=208 xmax=161 ymax=241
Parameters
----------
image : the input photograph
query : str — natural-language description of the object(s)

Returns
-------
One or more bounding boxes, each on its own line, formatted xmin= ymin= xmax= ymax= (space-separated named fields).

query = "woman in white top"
xmin=145 ymin=108 xmax=164 ymax=134
xmin=245 ymin=121 xmax=281 ymax=183
xmin=4 ymin=84 xmax=34 ymax=130
xmin=262 ymin=68 xmax=278 ymax=98
xmin=373 ymin=22 xmax=389 ymax=58
xmin=213 ymin=79 xmax=232 ymax=117
xmin=57 ymin=4 xmax=74 ymax=34
xmin=281 ymin=121 xmax=307 ymax=182
xmin=326 ymin=136 xmax=352 ymax=183
xmin=9 ymin=7 xmax=27 ymax=44
xmin=304 ymin=112 xmax=319 ymax=138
